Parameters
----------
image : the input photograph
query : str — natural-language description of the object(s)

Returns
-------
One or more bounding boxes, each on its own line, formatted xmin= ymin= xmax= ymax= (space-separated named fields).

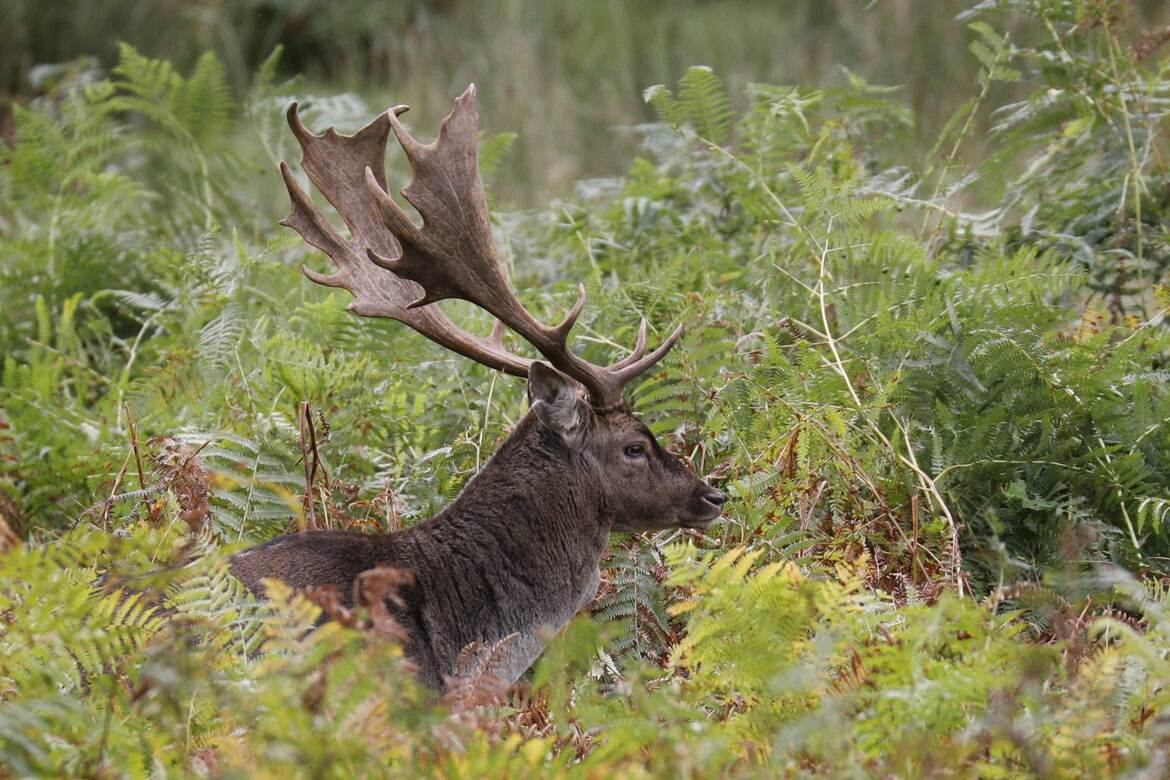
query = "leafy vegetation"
xmin=2 ymin=0 xmax=1170 ymax=776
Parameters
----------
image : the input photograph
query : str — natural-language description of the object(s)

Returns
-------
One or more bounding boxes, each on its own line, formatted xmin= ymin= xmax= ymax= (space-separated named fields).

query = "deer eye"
xmin=623 ymin=443 xmax=646 ymax=459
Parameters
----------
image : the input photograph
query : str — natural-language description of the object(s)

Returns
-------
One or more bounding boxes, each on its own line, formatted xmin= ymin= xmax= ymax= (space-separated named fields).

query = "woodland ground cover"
xmin=2 ymin=0 xmax=1170 ymax=776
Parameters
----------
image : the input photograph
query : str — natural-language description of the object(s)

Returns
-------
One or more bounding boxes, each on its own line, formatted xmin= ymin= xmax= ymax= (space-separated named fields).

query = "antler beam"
xmin=280 ymin=85 xmax=682 ymax=408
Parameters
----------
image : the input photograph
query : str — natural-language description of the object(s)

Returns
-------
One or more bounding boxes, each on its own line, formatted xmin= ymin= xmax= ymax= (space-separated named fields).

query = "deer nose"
xmin=701 ymin=490 xmax=725 ymax=510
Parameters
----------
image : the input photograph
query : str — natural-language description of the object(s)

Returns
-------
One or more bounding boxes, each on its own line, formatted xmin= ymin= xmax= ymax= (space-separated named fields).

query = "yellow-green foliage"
xmin=6 ymin=529 xmax=1170 ymax=778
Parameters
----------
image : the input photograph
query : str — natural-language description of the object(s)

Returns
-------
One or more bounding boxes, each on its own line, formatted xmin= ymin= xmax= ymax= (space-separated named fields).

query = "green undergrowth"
xmin=2 ymin=0 xmax=1170 ymax=776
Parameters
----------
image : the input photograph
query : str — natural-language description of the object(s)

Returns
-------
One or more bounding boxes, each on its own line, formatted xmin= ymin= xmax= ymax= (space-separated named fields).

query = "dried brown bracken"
xmin=0 ymin=510 xmax=18 ymax=554
xmin=148 ymin=437 xmax=211 ymax=534
xmin=305 ymin=564 xmax=415 ymax=644
xmin=440 ymin=633 xmax=518 ymax=711
xmin=1134 ymin=25 xmax=1170 ymax=62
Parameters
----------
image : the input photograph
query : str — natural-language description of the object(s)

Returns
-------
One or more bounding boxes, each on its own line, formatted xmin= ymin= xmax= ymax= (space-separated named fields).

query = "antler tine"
xmin=552 ymin=284 xmax=587 ymax=339
xmin=610 ymin=324 xmax=684 ymax=386
xmin=608 ymin=319 xmax=649 ymax=371
xmin=279 ymin=101 xmax=530 ymax=377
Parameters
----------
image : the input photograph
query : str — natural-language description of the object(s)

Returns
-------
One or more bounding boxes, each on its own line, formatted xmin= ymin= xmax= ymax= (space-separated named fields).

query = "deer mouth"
xmin=679 ymin=507 xmax=723 ymax=530
xmin=679 ymin=488 xmax=725 ymax=529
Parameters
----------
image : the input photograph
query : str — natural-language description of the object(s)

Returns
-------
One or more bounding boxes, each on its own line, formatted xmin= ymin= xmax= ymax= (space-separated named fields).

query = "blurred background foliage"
xmin=3 ymin=0 xmax=1166 ymax=203
xmin=3 ymin=0 xmax=1170 ymax=776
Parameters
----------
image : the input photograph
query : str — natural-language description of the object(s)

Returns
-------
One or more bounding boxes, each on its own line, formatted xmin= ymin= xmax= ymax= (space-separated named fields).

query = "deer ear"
xmin=528 ymin=362 xmax=588 ymax=447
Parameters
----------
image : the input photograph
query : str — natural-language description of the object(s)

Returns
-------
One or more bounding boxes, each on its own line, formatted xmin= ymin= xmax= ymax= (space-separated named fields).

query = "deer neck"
xmin=448 ymin=413 xmax=609 ymax=545
xmin=434 ymin=413 xmax=610 ymax=589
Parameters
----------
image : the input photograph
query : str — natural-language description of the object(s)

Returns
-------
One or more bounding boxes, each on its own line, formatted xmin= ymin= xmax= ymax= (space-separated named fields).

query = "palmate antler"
xmin=280 ymin=84 xmax=681 ymax=410
xmin=279 ymin=100 xmax=525 ymax=376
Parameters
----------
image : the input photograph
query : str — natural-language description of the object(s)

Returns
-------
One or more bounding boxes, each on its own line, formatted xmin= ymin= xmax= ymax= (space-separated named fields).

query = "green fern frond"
xmin=644 ymin=66 xmax=733 ymax=145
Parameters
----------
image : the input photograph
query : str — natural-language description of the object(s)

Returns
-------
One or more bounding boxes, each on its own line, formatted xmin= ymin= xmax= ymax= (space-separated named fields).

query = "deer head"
xmin=525 ymin=363 xmax=723 ymax=531
xmin=278 ymin=84 xmax=723 ymax=533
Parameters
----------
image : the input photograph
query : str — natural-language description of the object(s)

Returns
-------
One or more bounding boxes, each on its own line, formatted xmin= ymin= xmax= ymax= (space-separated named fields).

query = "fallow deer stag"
xmin=230 ymin=85 xmax=724 ymax=691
